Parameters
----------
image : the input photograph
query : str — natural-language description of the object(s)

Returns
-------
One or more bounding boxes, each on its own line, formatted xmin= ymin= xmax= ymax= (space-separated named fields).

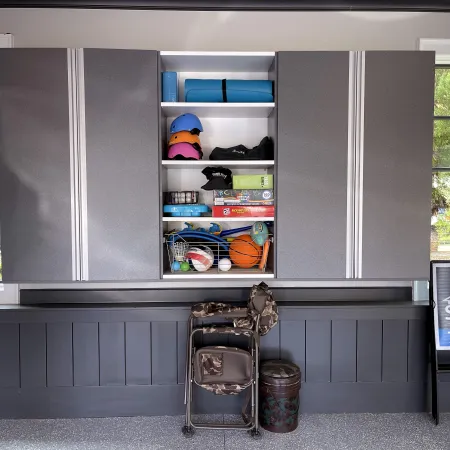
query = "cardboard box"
xmin=213 ymin=189 xmax=274 ymax=206
xmin=212 ymin=205 xmax=274 ymax=218
xmin=232 ymin=174 xmax=274 ymax=190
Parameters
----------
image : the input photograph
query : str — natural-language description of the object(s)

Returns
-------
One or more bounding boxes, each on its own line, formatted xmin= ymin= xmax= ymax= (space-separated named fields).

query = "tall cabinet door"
xmin=276 ymin=52 xmax=350 ymax=279
xmin=361 ymin=52 xmax=434 ymax=279
xmin=83 ymin=50 xmax=161 ymax=281
xmin=0 ymin=49 xmax=73 ymax=282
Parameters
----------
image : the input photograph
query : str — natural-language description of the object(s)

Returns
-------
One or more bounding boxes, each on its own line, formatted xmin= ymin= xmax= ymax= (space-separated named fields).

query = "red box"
xmin=212 ymin=205 xmax=274 ymax=218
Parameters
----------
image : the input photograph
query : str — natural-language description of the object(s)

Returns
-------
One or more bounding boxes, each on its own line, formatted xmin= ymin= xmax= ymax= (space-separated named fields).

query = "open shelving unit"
xmin=160 ymin=51 xmax=276 ymax=279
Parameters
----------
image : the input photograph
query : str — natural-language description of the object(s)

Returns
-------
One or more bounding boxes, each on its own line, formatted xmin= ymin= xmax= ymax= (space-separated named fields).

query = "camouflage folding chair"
xmin=182 ymin=282 xmax=278 ymax=440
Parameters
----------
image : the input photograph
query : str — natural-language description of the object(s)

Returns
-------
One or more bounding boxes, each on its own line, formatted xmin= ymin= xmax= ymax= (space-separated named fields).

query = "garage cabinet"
xmin=276 ymin=50 xmax=434 ymax=280
xmin=0 ymin=49 xmax=434 ymax=283
xmin=0 ymin=49 xmax=161 ymax=282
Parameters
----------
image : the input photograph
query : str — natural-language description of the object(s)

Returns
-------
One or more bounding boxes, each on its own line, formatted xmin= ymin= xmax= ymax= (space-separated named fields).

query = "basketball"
xmin=229 ymin=234 xmax=262 ymax=269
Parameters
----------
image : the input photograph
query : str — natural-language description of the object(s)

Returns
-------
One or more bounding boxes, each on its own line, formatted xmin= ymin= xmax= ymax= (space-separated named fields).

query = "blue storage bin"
xmin=163 ymin=204 xmax=211 ymax=217
xmin=185 ymin=79 xmax=273 ymax=103
xmin=162 ymin=72 xmax=178 ymax=102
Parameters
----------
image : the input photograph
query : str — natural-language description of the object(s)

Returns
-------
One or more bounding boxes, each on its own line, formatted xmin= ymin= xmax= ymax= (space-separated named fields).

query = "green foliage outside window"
xmin=432 ymin=68 xmax=450 ymax=258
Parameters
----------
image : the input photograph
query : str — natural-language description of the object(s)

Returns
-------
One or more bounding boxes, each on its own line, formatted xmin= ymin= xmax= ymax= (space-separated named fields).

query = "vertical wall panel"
xmin=46 ymin=323 xmax=73 ymax=387
xmin=407 ymin=320 xmax=427 ymax=383
xmin=20 ymin=323 xmax=47 ymax=388
xmin=261 ymin=323 xmax=280 ymax=360
xmin=331 ymin=320 xmax=357 ymax=382
xmin=280 ymin=321 xmax=306 ymax=376
xmin=125 ymin=322 xmax=151 ymax=386
xmin=73 ymin=323 xmax=99 ymax=387
xmin=99 ymin=322 xmax=125 ymax=386
xmin=177 ymin=322 xmax=187 ymax=385
xmin=382 ymin=319 xmax=408 ymax=382
xmin=152 ymin=322 xmax=177 ymax=385
xmin=0 ymin=323 xmax=20 ymax=387
xmin=306 ymin=320 xmax=331 ymax=382
xmin=357 ymin=320 xmax=382 ymax=382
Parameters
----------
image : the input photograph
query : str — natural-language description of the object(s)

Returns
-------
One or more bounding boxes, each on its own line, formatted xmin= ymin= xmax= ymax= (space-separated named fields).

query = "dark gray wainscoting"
xmin=0 ymin=298 xmax=435 ymax=419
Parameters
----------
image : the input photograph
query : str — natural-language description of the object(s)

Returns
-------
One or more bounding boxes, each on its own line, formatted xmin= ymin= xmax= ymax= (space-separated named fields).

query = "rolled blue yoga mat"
xmin=162 ymin=72 xmax=178 ymax=102
xmin=185 ymin=79 xmax=273 ymax=103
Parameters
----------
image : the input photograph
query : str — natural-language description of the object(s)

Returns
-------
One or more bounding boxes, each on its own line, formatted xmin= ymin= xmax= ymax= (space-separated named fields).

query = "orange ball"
xmin=229 ymin=235 xmax=262 ymax=269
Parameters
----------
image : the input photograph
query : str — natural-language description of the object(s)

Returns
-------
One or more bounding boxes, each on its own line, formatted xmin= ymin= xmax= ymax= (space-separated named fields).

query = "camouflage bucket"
xmin=259 ymin=360 xmax=301 ymax=433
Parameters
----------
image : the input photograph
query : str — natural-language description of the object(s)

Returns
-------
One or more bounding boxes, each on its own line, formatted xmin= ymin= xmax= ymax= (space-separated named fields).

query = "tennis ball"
xmin=180 ymin=261 xmax=190 ymax=272
xmin=171 ymin=261 xmax=181 ymax=271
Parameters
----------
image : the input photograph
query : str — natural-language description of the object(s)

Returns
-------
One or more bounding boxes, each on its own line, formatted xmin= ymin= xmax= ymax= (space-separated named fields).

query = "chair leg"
xmin=254 ymin=341 xmax=260 ymax=432
xmin=184 ymin=317 xmax=193 ymax=406
xmin=185 ymin=328 xmax=194 ymax=428
xmin=251 ymin=345 xmax=255 ymax=424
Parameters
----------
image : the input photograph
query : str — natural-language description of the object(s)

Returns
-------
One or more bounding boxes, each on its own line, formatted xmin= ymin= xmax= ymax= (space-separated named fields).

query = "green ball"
xmin=180 ymin=261 xmax=190 ymax=272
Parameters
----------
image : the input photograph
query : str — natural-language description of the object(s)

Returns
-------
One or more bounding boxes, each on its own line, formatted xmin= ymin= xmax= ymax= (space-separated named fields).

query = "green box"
xmin=232 ymin=174 xmax=274 ymax=190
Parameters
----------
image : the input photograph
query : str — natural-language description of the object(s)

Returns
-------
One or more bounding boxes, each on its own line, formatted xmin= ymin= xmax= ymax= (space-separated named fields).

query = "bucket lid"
xmin=260 ymin=360 xmax=301 ymax=385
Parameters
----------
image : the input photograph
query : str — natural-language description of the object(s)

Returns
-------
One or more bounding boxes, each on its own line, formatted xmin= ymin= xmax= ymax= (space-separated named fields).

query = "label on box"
xmin=232 ymin=174 xmax=274 ymax=190
xmin=212 ymin=205 xmax=274 ymax=218
xmin=213 ymin=189 xmax=274 ymax=206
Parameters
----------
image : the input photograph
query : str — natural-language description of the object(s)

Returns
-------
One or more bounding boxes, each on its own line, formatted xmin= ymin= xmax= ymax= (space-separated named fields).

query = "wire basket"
xmin=165 ymin=232 xmax=273 ymax=274
xmin=172 ymin=241 xmax=189 ymax=262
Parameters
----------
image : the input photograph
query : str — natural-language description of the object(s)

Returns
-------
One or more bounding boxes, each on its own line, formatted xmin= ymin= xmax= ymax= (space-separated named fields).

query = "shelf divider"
xmin=161 ymin=102 xmax=275 ymax=118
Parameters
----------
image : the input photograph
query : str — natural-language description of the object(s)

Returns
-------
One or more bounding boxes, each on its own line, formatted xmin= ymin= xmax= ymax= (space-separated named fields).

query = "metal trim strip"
xmin=346 ymin=51 xmax=357 ymax=279
xmin=355 ymin=51 xmax=366 ymax=279
xmin=75 ymin=48 xmax=89 ymax=281
xmin=67 ymin=49 xmax=81 ymax=281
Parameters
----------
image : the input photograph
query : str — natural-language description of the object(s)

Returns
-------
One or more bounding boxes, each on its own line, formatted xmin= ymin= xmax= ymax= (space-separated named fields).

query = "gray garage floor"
xmin=0 ymin=413 xmax=448 ymax=450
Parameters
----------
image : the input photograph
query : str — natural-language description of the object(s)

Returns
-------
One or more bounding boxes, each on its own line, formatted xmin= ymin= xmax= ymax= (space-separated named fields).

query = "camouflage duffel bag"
xmin=194 ymin=346 xmax=253 ymax=395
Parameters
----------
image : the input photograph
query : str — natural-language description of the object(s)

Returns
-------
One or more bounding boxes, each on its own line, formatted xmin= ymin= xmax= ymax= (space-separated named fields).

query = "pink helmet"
xmin=167 ymin=142 xmax=203 ymax=160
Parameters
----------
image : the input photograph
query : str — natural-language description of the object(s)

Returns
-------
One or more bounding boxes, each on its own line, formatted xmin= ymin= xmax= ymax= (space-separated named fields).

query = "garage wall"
xmin=1 ymin=9 xmax=450 ymax=50
xmin=0 ymin=301 xmax=428 ymax=418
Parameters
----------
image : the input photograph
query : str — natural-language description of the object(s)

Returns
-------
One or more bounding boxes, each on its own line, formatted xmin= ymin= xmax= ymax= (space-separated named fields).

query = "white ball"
xmin=218 ymin=258 xmax=232 ymax=272
xmin=186 ymin=247 xmax=214 ymax=272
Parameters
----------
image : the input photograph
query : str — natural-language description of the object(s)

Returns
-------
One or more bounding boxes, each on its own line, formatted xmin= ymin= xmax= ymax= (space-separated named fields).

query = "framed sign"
xmin=431 ymin=261 xmax=450 ymax=350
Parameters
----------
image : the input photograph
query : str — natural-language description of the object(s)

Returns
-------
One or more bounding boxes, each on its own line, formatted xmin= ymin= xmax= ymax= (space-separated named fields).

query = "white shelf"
xmin=160 ymin=51 xmax=275 ymax=72
xmin=162 ymin=160 xmax=274 ymax=169
xmin=161 ymin=102 xmax=275 ymax=118
xmin=163 ymin=269 xmax=274 ymax=279
xmin=163 ymin=217 xmax=274 ymax=222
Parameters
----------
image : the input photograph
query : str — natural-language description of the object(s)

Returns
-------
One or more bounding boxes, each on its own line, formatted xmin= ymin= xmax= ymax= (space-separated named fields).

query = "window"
xmin=432 ymin=67 xmax=450 ymax=260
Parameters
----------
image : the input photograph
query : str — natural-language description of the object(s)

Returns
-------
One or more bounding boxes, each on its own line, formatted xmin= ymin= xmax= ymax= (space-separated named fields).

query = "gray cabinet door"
xmin=277 ymin=52 xmax=350 ymax=279
xmin=0 ymin=49 xmax=73 ymax=282
xmin=84 ymin=50 xmax=161 ymax=281
xmin=361 ymin=52 xmax=434 ymax=279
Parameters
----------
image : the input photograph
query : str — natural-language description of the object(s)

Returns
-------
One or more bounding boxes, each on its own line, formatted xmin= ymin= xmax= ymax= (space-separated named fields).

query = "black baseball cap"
xmin=201 ymin=166 xmax=233 ymax=191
